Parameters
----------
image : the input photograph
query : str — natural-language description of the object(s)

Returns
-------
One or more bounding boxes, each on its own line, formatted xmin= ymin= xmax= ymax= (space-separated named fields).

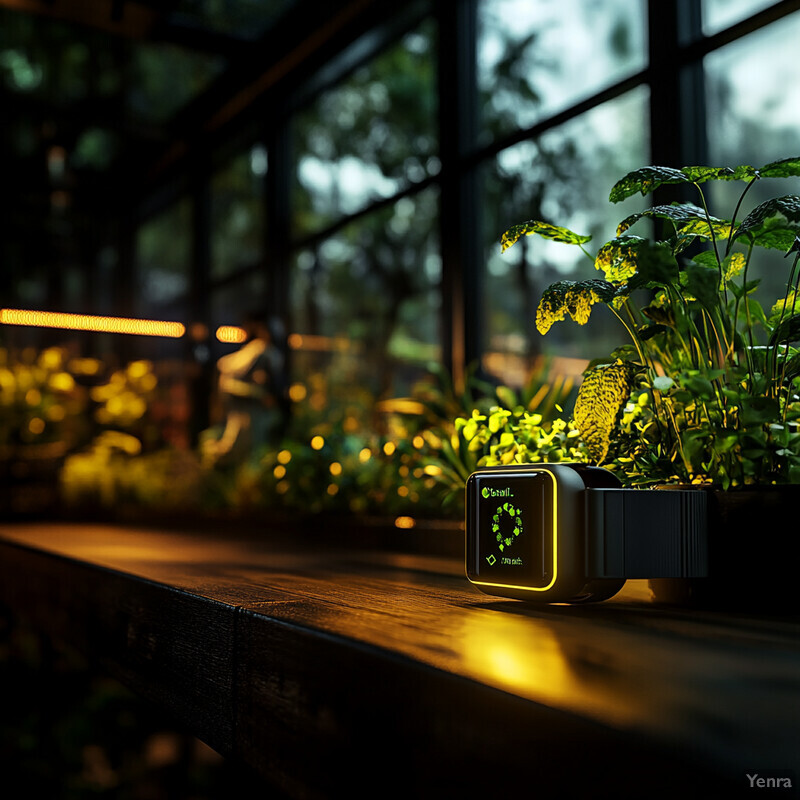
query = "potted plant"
xmin=484 ymin=157 xmax=800 ymax=606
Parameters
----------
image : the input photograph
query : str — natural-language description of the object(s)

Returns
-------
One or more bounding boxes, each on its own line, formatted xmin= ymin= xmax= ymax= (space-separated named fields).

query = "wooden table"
xmin=0 ymin=520 xmax=798 ymax=798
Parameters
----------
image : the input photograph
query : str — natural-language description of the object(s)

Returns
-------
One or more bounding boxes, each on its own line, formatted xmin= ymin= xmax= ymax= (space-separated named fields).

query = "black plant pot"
xmin=649 ymin=484 xmax=800 ymax=611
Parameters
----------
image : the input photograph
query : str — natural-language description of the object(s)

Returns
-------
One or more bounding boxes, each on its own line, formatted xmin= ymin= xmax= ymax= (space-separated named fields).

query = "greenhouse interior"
xmin=1 ymin=1 xmax=800 ymax=797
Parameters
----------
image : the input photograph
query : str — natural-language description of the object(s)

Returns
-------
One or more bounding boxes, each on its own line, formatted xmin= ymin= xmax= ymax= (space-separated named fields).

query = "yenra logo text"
xmin=482 ymin=486 xmax=513 ymax=499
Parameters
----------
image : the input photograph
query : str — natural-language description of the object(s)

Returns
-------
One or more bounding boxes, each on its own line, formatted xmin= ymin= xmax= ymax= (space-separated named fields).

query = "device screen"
xmin=468 ymin=471 xmax=555 ymax=587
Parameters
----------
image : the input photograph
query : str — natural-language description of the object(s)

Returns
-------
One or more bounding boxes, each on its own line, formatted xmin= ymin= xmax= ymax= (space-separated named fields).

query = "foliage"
xmin=219 ymin=358 xmax=576 ymax=519
xmin=60 ymin=435 xmax=217 ymax=511
xmin=54 ymin=353 xmax=576 ymax=521
xmin=0 ymin=346 xmax=92 ymax=460
xmin=501 ymin=157 xmax=800 ymax=487
xmin=413 ymin=360 xmax=580 ymax=511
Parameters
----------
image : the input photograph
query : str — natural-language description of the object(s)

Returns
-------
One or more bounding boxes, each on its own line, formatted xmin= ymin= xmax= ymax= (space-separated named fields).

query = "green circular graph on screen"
xmin=491 ymin=502 xmax=523 ymax=553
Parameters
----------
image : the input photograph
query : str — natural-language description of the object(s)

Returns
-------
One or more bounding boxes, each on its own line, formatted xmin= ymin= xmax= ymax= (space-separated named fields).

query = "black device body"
xmin=466 ymin=463 xmax=708 ymax=603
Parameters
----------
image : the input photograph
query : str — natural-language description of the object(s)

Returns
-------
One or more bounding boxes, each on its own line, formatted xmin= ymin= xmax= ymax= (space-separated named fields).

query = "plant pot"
xmin=648 ymin=485 xmax=800 ymax=611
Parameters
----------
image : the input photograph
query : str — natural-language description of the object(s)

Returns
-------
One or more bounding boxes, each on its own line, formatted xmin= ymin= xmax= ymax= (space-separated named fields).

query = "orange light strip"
xmin=0 ymin=308 xmax=186 ymax=338
xmin=216 ymin=325 xmax=247 ymax=344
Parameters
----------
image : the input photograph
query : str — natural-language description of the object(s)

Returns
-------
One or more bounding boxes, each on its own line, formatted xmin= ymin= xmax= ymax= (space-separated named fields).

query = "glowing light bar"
xmin=216 ymin=325 xmax=247 ymax=344
xmin=0 ymin=308 xmax=185 ymax=338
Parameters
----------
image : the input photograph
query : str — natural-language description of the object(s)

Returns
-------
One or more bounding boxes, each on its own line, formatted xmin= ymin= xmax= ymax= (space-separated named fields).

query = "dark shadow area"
xmin=0 ymin=610 xmax=279 ymax=799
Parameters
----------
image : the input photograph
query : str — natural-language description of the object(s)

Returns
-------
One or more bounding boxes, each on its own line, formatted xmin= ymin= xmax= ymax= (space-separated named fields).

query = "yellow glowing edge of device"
xmin=466 ymin=467 xmax=558 ymax=593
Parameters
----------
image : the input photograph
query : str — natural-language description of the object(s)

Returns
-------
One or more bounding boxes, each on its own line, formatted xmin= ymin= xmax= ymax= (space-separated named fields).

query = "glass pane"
xmin=136 ymin=198 xmax=192 ymax=313
xmin=210 ymin=271 xmax=266 ymax=336
xmin=481 ymin=87 xmax=650 ymax=384
xmin=211 ymin=146 xmax=266 ymax=280
xmin=292 ymin=20 xmax=438 ymax=237
xmin=169 ymin=0 xmax=294 ymax=39
xmin=128 ymin=42 xmax=224 ymax=124
xmin=477 ymin=0 xmax=647 ymax=144
xmin=702 ymin=0 xmax=777 ymax=35
xmin=705 ymin=13 xmax=800 ymax=304
xmin=290 ymin=187 xmax=441 ymax=398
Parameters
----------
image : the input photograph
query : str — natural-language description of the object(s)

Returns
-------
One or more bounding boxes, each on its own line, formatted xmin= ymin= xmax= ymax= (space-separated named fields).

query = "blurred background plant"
xmin=1 ymin=346 xmax=93 ymax=516
xmin=0 ymin=346 xmax=92 ymax=458
xmin=9 ymin=341 xmax=578 ymax=522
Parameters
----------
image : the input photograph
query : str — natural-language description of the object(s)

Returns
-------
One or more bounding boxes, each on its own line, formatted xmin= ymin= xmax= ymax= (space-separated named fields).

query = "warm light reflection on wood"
xmin=458 ymin=611 xmax=640 ymax=726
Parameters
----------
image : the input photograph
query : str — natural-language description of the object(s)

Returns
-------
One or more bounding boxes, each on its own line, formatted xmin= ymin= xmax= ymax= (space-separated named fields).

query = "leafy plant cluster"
xmin=203 ymin=360 xmax=576 ymax=519
xmin=54 ymin=353 xmax=574 ymax=521
xmin=500 ymin=157 xmax=800 ymax=488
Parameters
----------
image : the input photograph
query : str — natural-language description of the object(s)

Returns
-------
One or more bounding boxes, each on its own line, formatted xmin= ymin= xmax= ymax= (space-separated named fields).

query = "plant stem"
xmin=774 ymin=251 xmax=800 ymax=389
xmin=735 ymin=242 xmax=757 ymax=388
xmin=779 ymin=255 xmax=800 ymax=423
xmin=725 ymin=177 xmax=758 ymax=257
xmin=695 ymin=182 xmax=728 ymax=307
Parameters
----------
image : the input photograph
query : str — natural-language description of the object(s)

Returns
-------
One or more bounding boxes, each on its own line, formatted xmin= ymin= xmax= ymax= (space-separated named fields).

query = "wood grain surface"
xmin=0 ymin=521 xmax=797 ymax=798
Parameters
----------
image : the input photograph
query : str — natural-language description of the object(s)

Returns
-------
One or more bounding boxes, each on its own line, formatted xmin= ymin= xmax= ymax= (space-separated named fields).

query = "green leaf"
xmin=729 ymin=278 xmax=761 ymax=301
xmin=641 ymin=304 xmax=675 ymax=327
xmin=683 ymin=375 xmax=715 ymax=399
xmin=628 ymin=240 xmax=680 ymax=287
xmin=495 ymin=385 xmax=517 ymax=409
xmin=683 ymin=262 xmax=720 ymax=309
xmin=652 ymin=376 xmax=674 ymax=392
xmin=759 ymin=156 xmax=800 ymax=179
xmin=500 ymin=220 xmax=591 ymax=252
xmin=767 ymin=289 xmax=800 ymax=328
xmin=638 ymin=323 xmax=668 ymax=341
xmin=732 ymin=195 xmax=800 ymax=251
xmin=691 ymin=251 xmax=720 ymax=269
xmin=616 ymin=202 xmax=712 ymax=236
xmin=609 ymin=166 xmax=689 ymax=203
xmin=784 ymin=353 xmax=800 ymax=381
xmin=769 ymin=313 xmax=800 ymax=346
xmin=677 ymin=217 xmax=733 ymax=242
xmin=594 ymin=236 xmax=646 ymax=283
xmin=680 ymin=165 xmax=759 ymax=183
xmin=740 ymin=396 xmax=781 ymax=426
xmin=535 ymin=279 xmax=619 ymax=334
xmin=722 ymin=252 xmax=746 ymax=283
xmin=573 ymin=360 xmax=634 ymax=462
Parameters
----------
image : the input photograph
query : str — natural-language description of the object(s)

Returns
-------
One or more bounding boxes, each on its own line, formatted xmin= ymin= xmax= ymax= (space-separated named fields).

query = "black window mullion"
xmin=265 ymin=109 xmax=293 ymax=371
xmin=437 ymin=0 xmax=480 ymax=388
xmin=189 ymin=156 xmax=213 ymax=444
xmin=648 ymin=0 xmax=707 ymax=191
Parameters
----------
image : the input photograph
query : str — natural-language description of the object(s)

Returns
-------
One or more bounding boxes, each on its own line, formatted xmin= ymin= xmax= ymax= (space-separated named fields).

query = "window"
xmin=211 ymin=146 xmax=266 ymax=281
xmin=129 ymin=1 xmax=800 ymax=402
xmin=482 ymin=88 xmax=650 ymax=380
xmin=135 ymin=198 xmax=192 ymax=315
xmin=477 ymin=0 xmax=647 ymax=144
xmin=705 ymin=10 xmax=800 ymax=303
xmin=701 ymin=0 xmax=777 ymax=35
xmin=292 ymin=20 xmax=437 ymax=238
xmin=289 ymin=17 xmax=439 ymax=398
xmin=290 ymin=187 xmax=440 ymax=397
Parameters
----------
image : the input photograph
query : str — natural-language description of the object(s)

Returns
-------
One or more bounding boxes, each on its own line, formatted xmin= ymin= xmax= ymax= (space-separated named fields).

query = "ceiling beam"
xmin=0 ymin=0 xmax=161 ymax=38
xmin=0 ymin=0 xmax=251 ymax=58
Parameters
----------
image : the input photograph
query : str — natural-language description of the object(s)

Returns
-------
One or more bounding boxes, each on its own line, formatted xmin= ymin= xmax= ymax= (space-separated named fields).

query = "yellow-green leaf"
xmin=594 ymin=236 xmax=645 ymax=283
xmin=573 ymin=361 xmax=633 ymax=463
xmin=501 ymin=220 xmax=591 ymax=253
